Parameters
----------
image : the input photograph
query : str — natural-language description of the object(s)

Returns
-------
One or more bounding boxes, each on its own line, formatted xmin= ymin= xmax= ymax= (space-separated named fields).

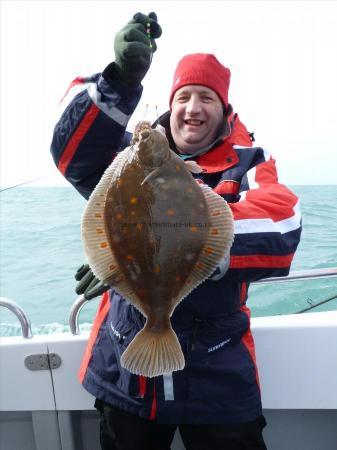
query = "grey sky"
xmin=1 ymin=0 xmax=337 ymax=186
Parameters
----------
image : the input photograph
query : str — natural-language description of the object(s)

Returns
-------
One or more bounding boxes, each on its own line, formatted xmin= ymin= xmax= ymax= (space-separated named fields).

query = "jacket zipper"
xmin=189 ymin=317 xmax=203 ymax=352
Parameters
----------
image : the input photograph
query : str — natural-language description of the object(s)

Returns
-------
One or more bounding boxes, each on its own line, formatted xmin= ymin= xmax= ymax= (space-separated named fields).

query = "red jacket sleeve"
xmin=226 ymin=156 xmax=301 ymax=282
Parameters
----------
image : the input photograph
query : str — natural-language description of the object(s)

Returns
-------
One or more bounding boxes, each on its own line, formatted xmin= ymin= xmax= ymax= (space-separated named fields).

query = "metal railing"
xmin=2 ymin=269 xmax=336 ymax=338
xmin=69 ymin=295 xmax=89 ymax=336
xmin=68 ymin=267 xmax=337 ymax=335
xmin=254 ymin=267 xmax=337 ymax=284
xmin=0 ymin=297 xmax=33 ymax=339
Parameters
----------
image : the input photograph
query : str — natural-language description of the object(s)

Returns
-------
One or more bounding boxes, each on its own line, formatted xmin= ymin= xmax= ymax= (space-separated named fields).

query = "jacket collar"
xmin=196 ymin=140 xmax=238 ymax=173
xmin=153 ymin=110 xmax=253 ymax=173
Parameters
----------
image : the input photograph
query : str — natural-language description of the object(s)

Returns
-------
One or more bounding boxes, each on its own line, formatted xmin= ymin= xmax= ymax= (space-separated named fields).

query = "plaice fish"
xmin=82 ymin=121 xmax=234 ymax=377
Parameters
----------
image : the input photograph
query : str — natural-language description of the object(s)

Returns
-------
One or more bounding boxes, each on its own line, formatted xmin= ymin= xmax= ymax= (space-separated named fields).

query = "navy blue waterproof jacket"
xmin=50 ymin=67 xmax=302 ymax=424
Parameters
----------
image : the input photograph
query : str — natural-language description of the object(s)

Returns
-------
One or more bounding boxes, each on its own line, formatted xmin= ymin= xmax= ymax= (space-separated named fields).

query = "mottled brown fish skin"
xmin=104 ymin=122 xmax=209 ymax=332
xmin=82 ymin=121 xmax=234 ymax=375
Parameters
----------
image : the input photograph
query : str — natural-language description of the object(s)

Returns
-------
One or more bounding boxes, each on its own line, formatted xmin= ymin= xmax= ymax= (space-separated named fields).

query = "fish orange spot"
xmin=190 ymin=226 xmax=198 ymax=233
xmin=126 ymin=254 xmax=135 ymax=261
xmin=100 ymin=242 xmax=108 ymax=249
xmin=137 ymin=288 xmax=147 ymax=298
xmin=211 ymin=229 xmax=219 ymax=235
xmin=196 ymin=262 xmax=204 ymax=269
xmin=95 ymin=203 xmax=101 ymax=206
xmin=96 ymin=228 xmax=104 ymax=234
xmin=175 ymin=165 xmax=181 ymax=171
xmin=116 ymin=213 xmax=123 ymax=220
xmin=154 ymin=266 xmax=161 ymax=273
xmin=131 ymin=211 xmax=136 ymax=216
xmin=205 ymin=247 xmax=213 ymax=254
xmin=117 ymin=179 xmax=123 ymax=187
xmin=109 ymin=264 xmax=116 ymax=271
xmin=130 ymin=197 xmax=138 ymax=204
xmin=95 ymin=213 xmax=102 ymax=218
xmin=175 ymin=275 xmax=182 ymax=282
xmin=187 ymin=187 xmax=193 ymax=193
xmin=136 ymin=223 xmax=143 ymax=230
xmin=166 ymin=209 xmax=175 ymax=216
xmin=211 ymin=210 xmax=221 ymax=216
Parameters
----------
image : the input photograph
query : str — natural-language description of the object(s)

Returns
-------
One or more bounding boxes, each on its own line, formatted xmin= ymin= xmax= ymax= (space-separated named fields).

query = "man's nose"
xmin=186 ymin=96 xmax=201 ymax=114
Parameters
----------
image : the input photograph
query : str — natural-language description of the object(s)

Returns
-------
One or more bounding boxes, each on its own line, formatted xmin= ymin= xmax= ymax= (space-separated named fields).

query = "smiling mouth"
xmin=184 ymin=119 xmax=204 ymax=126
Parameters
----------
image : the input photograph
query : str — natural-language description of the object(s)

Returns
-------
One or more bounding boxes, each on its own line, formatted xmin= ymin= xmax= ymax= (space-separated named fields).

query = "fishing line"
xmin=0 ymin=176 xmax=48 ymax=193
xmin=142 ymin=104 xmax=149 ymax=121
xmin=155 ymin=105 xmax=160 ymax=125
xmin=295 ymin=292 xmax=337 ymax=314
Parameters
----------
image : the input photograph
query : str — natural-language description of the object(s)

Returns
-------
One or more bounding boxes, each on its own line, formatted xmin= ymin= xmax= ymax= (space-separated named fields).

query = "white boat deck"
xmin=1 ymin=311 xmax=337 ymax=449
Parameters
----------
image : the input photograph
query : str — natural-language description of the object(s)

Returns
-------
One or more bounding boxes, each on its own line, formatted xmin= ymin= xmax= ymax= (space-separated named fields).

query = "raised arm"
xmin=50 ymin=12 xmax=162 ymax=199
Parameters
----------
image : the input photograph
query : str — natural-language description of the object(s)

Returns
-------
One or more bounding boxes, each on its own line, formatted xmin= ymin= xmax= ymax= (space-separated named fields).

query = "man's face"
xmin=170 ymin=85 xmax=224 ymax=154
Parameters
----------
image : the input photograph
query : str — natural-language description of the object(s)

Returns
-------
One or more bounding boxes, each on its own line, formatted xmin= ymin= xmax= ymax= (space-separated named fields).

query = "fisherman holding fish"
xmin=51 ymin=12 xmax=301 ymax=450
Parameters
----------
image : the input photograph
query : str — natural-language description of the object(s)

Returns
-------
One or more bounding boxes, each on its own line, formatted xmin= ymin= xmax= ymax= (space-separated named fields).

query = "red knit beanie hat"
xmin=169 ymin=54 xmax=231 ymax=108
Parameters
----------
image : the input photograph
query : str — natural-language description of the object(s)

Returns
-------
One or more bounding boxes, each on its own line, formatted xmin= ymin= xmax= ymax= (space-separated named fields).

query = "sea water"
xmin=1 ymin=186 xmax=337 ymax=337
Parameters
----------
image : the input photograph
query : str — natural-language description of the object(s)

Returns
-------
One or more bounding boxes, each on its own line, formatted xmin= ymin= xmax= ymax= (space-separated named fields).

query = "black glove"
xmin=113 ymin=12 xmax=162 ymax=86
xmin=75 ymin=264 xmax=110 ymax=300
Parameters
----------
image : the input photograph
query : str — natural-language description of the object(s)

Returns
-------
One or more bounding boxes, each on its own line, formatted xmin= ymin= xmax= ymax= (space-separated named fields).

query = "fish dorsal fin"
xmin=82 ymin=146 xmax=150 ymax=316
xmin=82 ymin=150 xmax=128 ymax=286
xmin=170 ymin=184 xmax=234 ymax=313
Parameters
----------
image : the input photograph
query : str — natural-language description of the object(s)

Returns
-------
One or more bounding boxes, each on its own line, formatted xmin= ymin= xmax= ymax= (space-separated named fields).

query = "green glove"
xmin=114 ymin=12 xmax=162 ymax=86
xmin=75 ymin=264 xmax=110 ymax=300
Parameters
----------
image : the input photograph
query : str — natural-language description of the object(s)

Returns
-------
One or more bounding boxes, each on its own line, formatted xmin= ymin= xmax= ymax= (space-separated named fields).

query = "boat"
xmin=1 ymin=268 xmax=337 ymax=450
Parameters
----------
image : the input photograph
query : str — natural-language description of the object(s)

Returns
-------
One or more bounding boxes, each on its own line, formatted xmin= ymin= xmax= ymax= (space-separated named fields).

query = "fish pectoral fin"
xmin=140 ymin=166 xmax=163 ymax=186
xmin=120 ymin=324 xmax=185 ymax=377
xmin=184 ymin=160 xmax=203 ymax=174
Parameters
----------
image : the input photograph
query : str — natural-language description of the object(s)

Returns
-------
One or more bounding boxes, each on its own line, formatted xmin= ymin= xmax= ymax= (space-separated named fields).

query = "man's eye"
xmin=202 ymin=96 xmax=213 ymax=102
xmin=177 ymin=96 xmax=189 ymax=102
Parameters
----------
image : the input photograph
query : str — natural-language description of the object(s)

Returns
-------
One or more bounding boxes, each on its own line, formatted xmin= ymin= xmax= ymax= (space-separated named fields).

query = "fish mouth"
xmin=140 ymin=130 xmax=151 ymax=140
xmin=132 ymin=121 xmax=153 ymax=145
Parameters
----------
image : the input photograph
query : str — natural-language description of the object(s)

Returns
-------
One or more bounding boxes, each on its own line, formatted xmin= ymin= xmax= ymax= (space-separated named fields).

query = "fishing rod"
xmin=0 ymin=176 xmax=48 ymax=192
xmin=295 ymin=292 xmax=337 ymax=314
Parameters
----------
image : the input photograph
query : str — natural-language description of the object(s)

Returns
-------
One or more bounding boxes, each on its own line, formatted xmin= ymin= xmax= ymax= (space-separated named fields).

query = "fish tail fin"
xmin=121 ymin=324 xmax=185 ymax=377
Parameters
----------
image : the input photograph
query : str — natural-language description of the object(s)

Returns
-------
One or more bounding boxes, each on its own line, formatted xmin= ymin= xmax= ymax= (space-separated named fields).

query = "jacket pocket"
xmin=106 ymin=298 xmax=144 ymax=397
xmin=185 ymin=314 xmax=257 ymax=401
xmin=187 ymin=337 xmax=258 ymax=402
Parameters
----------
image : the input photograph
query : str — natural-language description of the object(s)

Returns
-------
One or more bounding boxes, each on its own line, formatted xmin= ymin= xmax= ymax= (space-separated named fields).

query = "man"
xmin=50 ymin=12 xmax=301 ymax=450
